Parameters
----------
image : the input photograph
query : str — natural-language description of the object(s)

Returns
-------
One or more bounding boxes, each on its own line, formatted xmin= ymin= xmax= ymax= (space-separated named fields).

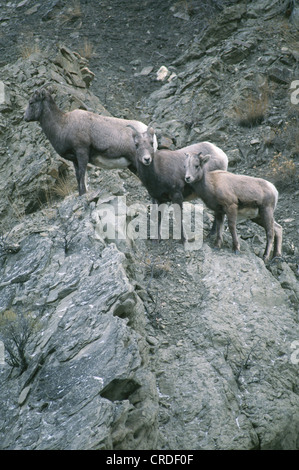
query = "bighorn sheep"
xmin=130 ymin=126 xmax=228 ymax=241
xmin=185 ymin=152 xmax=282 ymax=262
xmin=24 ymin=88 xmax=157 ymax=195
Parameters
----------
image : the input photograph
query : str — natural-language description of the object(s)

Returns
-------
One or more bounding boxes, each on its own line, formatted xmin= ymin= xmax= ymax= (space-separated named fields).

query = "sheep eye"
xmin=195 ymin=165 xmax=199 ymax=169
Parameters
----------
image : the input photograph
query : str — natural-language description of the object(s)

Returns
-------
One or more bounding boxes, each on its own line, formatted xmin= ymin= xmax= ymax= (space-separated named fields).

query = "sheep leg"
xmin=172 ymin=193 xmax=185 ymax=242
xmin=273 ymin=221 xmax=283 ymax=259
xmin=214 ymin=210 xmax=225 ymax=249
xmin=74 ymin=150 xmax=89 ymax=195
xmin=252 ymin=208 xmax=275 ymax=262
xmin=225 ymin=205 xmax=240 ymax=254
xmin=209 ymin=217 xmax=217 ymax=236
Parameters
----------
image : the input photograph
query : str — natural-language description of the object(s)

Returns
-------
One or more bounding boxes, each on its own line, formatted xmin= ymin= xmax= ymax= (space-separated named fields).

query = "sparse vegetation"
xmin=7 ymin=195 xmax=25 ymax=221
xmin=53 ymin=175 xmax=77 ymax=198
xmin=61 ymin=0 xmax=82 ymax=24
xmin=78 ymin=39 xmax=94 ymax=59
xmin=0 ymin=310 xmax=38 ymax=374
xmin=174 ymin=0 xmax=195 ymax=16
xmin=263 ymin=118 xmax=299 ymax=157
xmin=269 ymin=152 xmax=298 ymax=188
xmin=19 ymin=42 xmax=41 ymax=59
xmin=233 ymin=92 xmax=269 ymax=127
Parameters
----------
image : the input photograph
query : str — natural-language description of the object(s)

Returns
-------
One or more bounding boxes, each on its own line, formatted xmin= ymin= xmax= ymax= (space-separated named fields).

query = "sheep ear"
xmin=147 ymin=127 xmax=155 ymax=136
xmin=40 ymin=89 xmax=47 ymax=100
xmin=200 ymin=154 xmax=211 ymax=166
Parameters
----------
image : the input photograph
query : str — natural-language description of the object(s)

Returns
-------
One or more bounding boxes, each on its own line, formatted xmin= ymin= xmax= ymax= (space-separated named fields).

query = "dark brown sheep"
xmin=130 ymin=126 xmax=228 ymax=241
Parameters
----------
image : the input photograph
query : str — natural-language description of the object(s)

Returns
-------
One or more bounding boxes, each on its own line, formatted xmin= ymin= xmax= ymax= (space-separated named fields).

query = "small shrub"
xmin=0 ymin=310 xmax=38 ymax=373
xmin=78 ymin=39 xmax=94 ymax=59
xmin=52 ymin=175 xmax=77 ymax=198
xmin=233 ymin=79 xmax=271 ymax=127
xmin=269 ymin=152 xmax=298 ymax=189
xmin=233 ymin=93 xmax=268 ymax=127
xmin=20 ymin=43 xmax=41 ymax=59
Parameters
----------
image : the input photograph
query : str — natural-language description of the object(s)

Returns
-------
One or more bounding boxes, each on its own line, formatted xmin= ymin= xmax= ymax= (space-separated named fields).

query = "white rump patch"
xmin=91 ymin=155 xmax=130 ymax=169
xmin=237 ymin=207 xmax=259 ymax=223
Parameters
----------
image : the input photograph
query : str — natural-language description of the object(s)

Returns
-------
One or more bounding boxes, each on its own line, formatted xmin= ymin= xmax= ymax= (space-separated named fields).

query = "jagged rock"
xmin=42 ymin=0 xmax=64 ymax=21
xmin=290 ymin=5 xmax=299 ymax=27
xmin=268 ymin=65 xmax=293 ymax=84
xmin=0 ymin=196 xmax=158 ymax=450
xmin=155 ymin=244 xmax=299 ymax=450
xmin=247 ymin=0 xmax=290 ymax=19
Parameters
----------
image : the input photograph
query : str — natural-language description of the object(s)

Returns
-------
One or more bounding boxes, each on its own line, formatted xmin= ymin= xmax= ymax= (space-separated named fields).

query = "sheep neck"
xmin=192 ymin=170 xmax=209 ymax=202
xmin=137 ymin=160 xmax=158 ymax=196
xmin=39 ymin=99 xmax=65 ymax=151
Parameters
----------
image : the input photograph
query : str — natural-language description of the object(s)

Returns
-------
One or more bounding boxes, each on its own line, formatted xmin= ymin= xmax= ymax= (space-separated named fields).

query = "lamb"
xmin=130 ymin=126 xmax=228 ymax=241
xmin=185 ymin=152 xmax=283 ymax=262
xmin=24 ymin=88 xmax=157 ymax=195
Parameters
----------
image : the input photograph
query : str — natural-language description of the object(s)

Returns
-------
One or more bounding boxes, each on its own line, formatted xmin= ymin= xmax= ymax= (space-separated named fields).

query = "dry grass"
xmin=19 ymin=42 xmax=41 ymax=59
xmin=233 ymin=92 xmax=269 ymax=127
xmin=61 ymin=0 xmax=82 ymax=24
xmin=269 ymin=152 xmax=298 ymax=188
xmin=265 ymin=119 xmax=299 ymax=158
xmin=7 ymin=195 xmax=25 ymax=221
xmin=52 ymin=175 xmax=77 ymax=198
xmin=34 ymin=175 xmax=76 ymax=211
xmin=77 ymin=39 xmax=94 ymax=59
xmin=232 ymin=78 xmax=272 ymax=127
xmin=277 ymin=18 xmax=299 ymax=53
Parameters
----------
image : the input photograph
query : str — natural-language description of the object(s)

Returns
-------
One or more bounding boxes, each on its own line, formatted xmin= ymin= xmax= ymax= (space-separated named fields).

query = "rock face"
xmin=0 ymin=196 xmax=158 ymax=450
xmin=0 ymin=0 xmax=299 ymax=450
xmin=155 ymin=245 xmax=299 ymax=450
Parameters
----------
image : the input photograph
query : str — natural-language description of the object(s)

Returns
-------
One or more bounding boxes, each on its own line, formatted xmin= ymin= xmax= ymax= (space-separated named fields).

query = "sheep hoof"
xmin=234 ymin=249 xmax=241 ymax=255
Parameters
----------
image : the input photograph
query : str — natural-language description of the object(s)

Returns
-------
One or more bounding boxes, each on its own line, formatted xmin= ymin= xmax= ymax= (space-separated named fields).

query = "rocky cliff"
xmin=0 ymin=0 xmax=298 ymax=450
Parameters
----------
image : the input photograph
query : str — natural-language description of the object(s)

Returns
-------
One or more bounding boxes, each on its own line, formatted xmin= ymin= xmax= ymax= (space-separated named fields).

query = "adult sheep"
xmin=130 ymin=126 xmax=228 ymax=241
xmin=24 ymin=88 xmax=157 ymax=195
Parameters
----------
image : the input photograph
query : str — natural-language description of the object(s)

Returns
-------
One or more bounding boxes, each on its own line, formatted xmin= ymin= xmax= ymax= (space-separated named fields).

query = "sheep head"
xmin=24 ymin=87 xmax=54 ymax=122
xmin=128 ymin=125 xmax=155 ymax=166
xmin=185 ymin=152 xmax=211 ymax=184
